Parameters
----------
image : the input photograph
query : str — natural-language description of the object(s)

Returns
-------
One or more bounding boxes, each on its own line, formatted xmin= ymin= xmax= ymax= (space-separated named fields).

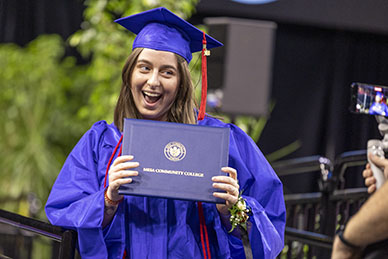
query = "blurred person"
xmin=44 ymin=7 xmax=285 ymax=259
xmin=369 ymin=93 xmax=388 ymax=116
xmin=331 ymin=154 xmax=388 ymax=258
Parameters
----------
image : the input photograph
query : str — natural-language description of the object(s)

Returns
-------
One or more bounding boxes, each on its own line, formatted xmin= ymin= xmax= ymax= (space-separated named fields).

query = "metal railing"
xmin=0 ymin=150 xmax=372 ymax=258
xmin=273 ymin=151 xmax=369 ymax=258
xmin=0 ymin=209 xmax=77 ymax=259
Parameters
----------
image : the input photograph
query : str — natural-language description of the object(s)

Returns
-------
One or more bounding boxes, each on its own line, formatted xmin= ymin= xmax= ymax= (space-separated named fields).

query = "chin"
xmin=140 ymin=112 xmax=165 ymax=121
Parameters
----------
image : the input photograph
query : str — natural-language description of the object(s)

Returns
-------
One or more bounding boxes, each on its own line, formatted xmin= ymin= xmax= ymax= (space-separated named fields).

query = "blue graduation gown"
xmin=45 ymin=116 xmax=285 ymax=259
xmin=369 ymin=102 xmax=388 ymax=116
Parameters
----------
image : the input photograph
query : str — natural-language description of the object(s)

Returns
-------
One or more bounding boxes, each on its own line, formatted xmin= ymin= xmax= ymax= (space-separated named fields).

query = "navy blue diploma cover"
xmin=118 ymin=118 xmax=230 ymax=203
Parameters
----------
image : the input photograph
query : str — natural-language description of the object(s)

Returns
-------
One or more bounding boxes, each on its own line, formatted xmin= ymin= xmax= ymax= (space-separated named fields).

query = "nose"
xmin=147 ymin=70 xmax=160 ymax=88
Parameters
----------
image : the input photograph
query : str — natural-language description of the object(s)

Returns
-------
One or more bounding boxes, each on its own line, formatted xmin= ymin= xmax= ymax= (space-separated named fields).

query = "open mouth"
xmin=142 ymin=91 xmax=162 ymax=104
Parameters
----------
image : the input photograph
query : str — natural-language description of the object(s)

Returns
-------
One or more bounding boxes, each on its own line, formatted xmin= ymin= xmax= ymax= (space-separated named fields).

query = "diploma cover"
xmin=118 ymin=118 xmax=230 ymax=203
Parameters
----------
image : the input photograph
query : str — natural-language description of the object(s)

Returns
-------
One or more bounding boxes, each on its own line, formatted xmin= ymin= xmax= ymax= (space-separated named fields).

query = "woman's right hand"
xmin=106 ymin=155 xmax=139 ymax=202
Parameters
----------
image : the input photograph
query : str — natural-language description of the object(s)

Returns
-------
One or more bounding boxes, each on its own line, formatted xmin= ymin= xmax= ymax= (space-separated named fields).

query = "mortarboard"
xmin=114 ymin=7 xmax=223 ymax=63
xmin=115 ymin=7 xmax=223 ymax=120
xmin=374 ymin=92 xmax=384 ymax=101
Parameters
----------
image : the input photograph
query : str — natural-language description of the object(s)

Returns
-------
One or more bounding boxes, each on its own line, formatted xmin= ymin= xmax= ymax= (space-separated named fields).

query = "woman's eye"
xmin=139 ymin=65 xmax=150 ymax=71
xmin=162 ymin=70 xmax=174 ymax=76
xmin=136 ymin=64 xmax=151 ymax=72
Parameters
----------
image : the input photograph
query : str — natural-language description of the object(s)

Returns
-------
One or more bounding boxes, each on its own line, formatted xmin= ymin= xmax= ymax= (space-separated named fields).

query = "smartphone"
xmin=350 ymin=82 xmax=388 ymax=117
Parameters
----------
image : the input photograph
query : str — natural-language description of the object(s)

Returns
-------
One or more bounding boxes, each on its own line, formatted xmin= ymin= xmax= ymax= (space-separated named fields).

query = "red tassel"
xmin=198 ymin=32 xmax=208 ymax=121
xmin=198 ymin=202 xmax=211 ymax=259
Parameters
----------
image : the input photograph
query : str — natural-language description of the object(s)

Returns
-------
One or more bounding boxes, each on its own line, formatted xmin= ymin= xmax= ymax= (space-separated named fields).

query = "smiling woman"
xmin=45 ymin=7 xmax=286 ymax=259
xmin=114 ymin=47 xmax=197 ymax=130
xmin=130 ymin=49 xmax=180 ymax=121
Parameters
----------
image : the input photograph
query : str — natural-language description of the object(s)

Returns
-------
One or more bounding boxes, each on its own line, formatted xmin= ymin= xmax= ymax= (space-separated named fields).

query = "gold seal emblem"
xmin=164 ymin=142 xmax=186 ymax=162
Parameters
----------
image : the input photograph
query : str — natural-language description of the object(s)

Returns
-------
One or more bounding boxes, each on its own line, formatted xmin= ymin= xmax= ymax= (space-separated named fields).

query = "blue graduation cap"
xmin=114 ymin=7 xmax=223 ymax=63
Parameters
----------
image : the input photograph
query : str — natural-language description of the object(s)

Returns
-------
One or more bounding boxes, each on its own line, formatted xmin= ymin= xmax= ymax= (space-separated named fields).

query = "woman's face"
xmin=130 ymin=48 xmax=180 ymax=121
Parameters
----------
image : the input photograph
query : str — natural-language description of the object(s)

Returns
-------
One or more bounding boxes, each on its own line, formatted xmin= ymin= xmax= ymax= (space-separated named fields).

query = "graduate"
xmin=45 ymin=7 xmax=286 ymax=259
xmin=369 ymin=92 xmax=388 ymax=116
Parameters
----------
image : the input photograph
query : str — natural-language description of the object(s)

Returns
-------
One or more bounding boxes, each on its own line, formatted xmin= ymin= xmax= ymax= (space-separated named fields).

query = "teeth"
xmin=143 ymin=91 xmax=161 ymax=97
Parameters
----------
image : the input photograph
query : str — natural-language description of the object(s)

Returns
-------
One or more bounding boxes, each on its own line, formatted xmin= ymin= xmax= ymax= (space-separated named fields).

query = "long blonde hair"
xmin=114 ymin=48 xmax=197 ymax=131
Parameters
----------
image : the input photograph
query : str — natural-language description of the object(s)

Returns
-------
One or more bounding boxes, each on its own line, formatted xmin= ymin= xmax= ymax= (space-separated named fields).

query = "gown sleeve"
xmin=199 ymin=117 xmax=286 ymax=259
xmin=228 ymin=123 xmax=286 ymax=258
xmin=45 ymin=121 xmax=125 ymax=259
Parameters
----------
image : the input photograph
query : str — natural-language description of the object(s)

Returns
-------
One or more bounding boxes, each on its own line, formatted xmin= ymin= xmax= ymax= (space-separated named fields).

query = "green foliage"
xmin=265 ymin=140 xmax=301 ymax=163
xmin=0 ymin=35 xmax=88 ymax=217
xmin=233 ymin=101 xmax=277 ymax=142
xmin=0 ymin=0 xmax=200 ymax=219
xmin=69 ymin=0 xmax=199 ymax=125
xmin=210 ymin=101 xmax=301 ymax=162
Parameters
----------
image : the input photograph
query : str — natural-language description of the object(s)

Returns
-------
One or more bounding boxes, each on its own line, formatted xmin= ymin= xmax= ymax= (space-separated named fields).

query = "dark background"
xmin=2 ymin=0 xmax=388 ymax=189
xmin=192 ymin=0 xmax=388 ymax=163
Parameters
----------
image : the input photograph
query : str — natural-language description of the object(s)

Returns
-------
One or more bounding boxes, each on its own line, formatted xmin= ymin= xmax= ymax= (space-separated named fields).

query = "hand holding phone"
xmin=367 ymin=139 xmax=387 ymax=190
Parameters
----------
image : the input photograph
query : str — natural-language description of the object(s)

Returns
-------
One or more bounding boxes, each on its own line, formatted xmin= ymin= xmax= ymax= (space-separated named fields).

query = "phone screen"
xmin=350 ymin=82 xmax=388 ymax=117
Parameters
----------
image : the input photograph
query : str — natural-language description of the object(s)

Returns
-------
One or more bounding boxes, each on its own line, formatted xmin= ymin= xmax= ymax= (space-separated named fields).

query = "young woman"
xmin=45 ymin=7 xmax=286 ymax=259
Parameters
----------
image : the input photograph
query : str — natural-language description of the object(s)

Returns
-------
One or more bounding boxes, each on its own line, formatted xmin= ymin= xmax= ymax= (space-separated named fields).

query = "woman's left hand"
xmin=212 ymin=167 xmax=240 ymax=216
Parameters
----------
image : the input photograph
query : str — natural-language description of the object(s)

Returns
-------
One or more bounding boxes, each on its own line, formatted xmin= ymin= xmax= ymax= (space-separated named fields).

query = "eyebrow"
xmin=137 ymin=59 xmax=178 ymax=71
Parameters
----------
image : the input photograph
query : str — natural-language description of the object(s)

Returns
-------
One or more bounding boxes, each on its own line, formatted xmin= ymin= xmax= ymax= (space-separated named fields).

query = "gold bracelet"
xmin=104 ymin=189 xmax=124 ymax=206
